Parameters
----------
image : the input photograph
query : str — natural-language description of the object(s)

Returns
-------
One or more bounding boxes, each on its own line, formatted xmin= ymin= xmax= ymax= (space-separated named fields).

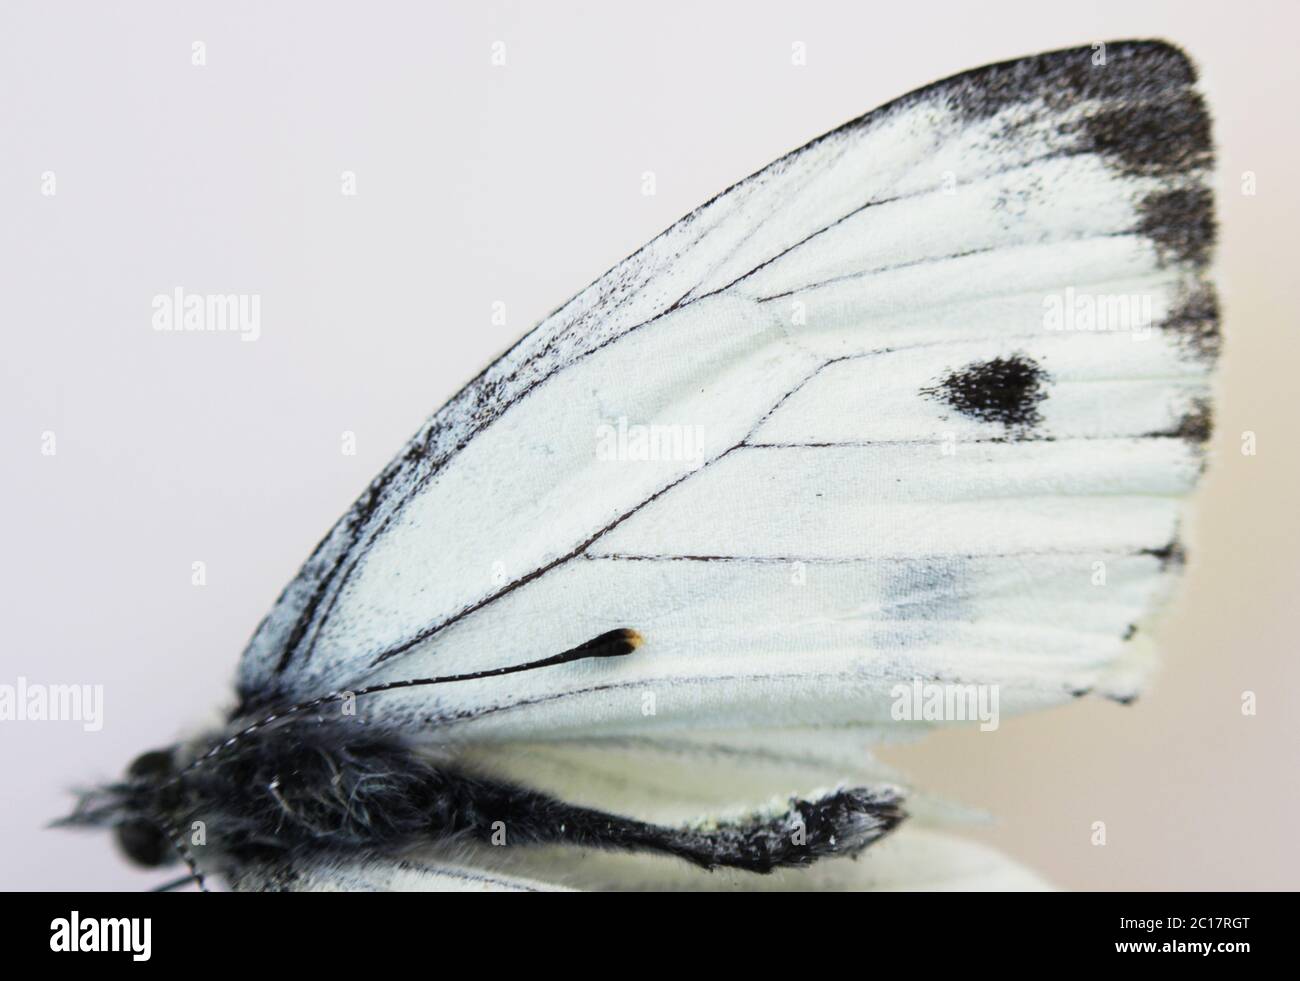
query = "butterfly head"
xmin=114 ymin=748 xmax=184 ymax=867
xmin=58 ymin=744 xmax=186 ymax=869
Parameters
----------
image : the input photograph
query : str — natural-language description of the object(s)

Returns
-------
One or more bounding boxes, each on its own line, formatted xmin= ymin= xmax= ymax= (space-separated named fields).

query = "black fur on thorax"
xmin=171 ymin=722 xmax=460 ymax=870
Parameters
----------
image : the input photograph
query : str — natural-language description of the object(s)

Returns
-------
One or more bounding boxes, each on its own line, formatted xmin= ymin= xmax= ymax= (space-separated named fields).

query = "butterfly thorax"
xmin=176 ymin=725 xmax=455 ymax=866
xmin=67 ymin=724 xmax=480 ymax=878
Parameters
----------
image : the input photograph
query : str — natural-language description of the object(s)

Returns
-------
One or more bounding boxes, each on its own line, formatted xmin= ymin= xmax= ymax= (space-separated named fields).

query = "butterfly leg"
xmin=429 ymin=771 xmax=904 ymax=873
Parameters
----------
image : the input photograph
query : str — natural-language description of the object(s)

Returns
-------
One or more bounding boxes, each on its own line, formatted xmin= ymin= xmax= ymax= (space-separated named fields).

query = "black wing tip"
xmin=1107 ymin=38 xmax=1199 ymax=79
xmin=937 ymin=39 xmax=1203 ymax=121
xmin=910 ymin=40 xmax=1216 ymax=275
xmin=799 ymin=40 xmax=1213 ymax=192
xmin=1064 ymin=38 xmax=1198 ymax=80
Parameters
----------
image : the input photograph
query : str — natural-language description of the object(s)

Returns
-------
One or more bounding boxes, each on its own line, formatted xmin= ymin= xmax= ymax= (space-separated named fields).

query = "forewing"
xmin=236 ymin=42 xmax=1217 ymax=746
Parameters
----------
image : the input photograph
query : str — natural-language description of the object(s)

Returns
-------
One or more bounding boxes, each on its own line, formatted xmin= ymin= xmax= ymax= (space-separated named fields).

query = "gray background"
xmin=2 ymin=0 xmax=1296 ymax=890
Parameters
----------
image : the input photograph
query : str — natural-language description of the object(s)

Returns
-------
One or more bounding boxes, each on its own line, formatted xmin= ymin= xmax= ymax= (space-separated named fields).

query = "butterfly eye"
xmin=115 ymin=821 xmax=173 ymax=868
xmin=126 ymin=748 xmax=176 ymax=781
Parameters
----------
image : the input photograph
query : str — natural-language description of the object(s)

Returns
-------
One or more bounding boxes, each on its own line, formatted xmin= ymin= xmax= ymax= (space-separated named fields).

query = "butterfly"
xmin=61 ymin=39 xmax=1217 ymax=891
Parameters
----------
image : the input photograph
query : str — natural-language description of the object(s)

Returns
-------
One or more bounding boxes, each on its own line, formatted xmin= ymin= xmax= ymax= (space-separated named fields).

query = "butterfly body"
xmin=89 ymin=718 xmax=905 ymax=888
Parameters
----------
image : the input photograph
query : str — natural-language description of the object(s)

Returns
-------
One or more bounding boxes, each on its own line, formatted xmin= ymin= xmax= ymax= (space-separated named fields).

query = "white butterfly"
xmin=63 ymin=40 xmax=1216 ymax=891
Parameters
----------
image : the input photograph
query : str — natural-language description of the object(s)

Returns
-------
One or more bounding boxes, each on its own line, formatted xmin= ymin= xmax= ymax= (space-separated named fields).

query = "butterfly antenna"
xmin=152 ymin=872 xmax=205 ymax=893
xmin=172 ymin=628 xmax=642 ymax=784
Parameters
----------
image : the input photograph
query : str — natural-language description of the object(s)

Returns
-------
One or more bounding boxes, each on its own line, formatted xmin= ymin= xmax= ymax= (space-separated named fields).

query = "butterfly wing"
xmin=232 ymin=855 xmax=567 ymax=892
xmin=232 ymin=825 xmax=1048 ymax=892
xmin=236 ymin=42 xmax=1216 ymax=756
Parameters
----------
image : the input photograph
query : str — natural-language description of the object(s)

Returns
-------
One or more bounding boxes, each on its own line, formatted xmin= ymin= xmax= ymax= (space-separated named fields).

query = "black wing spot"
xmin=921 ymin=353 xmax=1051 ymax=433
